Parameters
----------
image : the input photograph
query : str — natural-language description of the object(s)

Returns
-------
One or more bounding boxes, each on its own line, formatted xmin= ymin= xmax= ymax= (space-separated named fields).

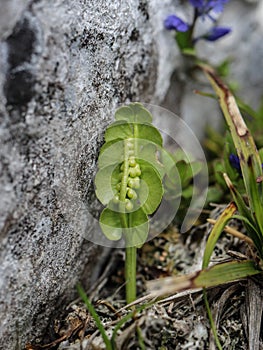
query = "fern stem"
xmin=119 ymin=139 xmax=137 ymax=304
xmin=125 ymin=245 xmax=137 ymax=304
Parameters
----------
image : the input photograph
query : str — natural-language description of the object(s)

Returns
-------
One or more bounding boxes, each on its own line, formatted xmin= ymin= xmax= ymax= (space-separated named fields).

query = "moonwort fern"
xmin=95 ymin=103 xmax=172 ymax=303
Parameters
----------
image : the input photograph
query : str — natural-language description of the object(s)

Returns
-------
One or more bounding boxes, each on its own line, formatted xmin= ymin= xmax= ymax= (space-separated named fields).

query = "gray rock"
xmin=0 ymin=0 xmax=166 ymax=348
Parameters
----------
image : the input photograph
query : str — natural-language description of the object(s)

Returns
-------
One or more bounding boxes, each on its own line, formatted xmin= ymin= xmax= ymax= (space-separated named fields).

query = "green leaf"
xmin=95 ymin=164 xmax=119 ymax=205
xmin=105 ymin=122 xmax=163 ymax=147
xmin=104 ymin=121 xmax=133 ymax=142
xmin=191 ymin=161 xmax=203 ymax=177
xmin=213 ymin=160 xmax=227 ymax=189
xmin=125 ymin=208 xmax=149 ymax=247
xmin=205 ymin=186 xmax=223 ymax=204
xmin=246 ymin=156 xmax=263 ymax=226
xmin=175 ymin=160 xmax=192 ymax=186
xmin=99 ymin=208 xmax=123 ymax=240
xmin=236 ymin=97 xmax=259 ymax=119
xmin=160 ymin=148 xmax=177 ymax=175
xmin=98 ymin=139 xmax=124 ymax=168
xmin=174 ymin=160 xmax=202 ymax=187
xmin=138 ymin=143 xmax=167 ymax=178
xmin=137 ymin=124 xmax=163 ymax=146
xmin=137 ymin=160 xmax=164 ymax=214
xmin=99 ymin=138 xmax=123 ymax=154
xmin=259 ymin=148 xmax=263 ymax=163
xmin=115 ymin=103 xmax=152 ymax=123
xmin=163 ymin=162 xmax=183 ymax=201
xmin=216 ymin=59 xmax=231 ymax=77
xmin=203 ymin=202 xmax=237 ymax=269
xmin=99 ymin=207 xmax=149 ymax=246
xmin=172 ymin=148 xmax=194 ymax=163
xmin=115 ymin=106 xmax=134 ymax=122
xmin=182 ymin=185 xmax=193 ymax=199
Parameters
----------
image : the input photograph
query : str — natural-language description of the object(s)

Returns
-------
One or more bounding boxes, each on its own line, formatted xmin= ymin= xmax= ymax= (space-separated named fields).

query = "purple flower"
xmin=164 ymin=15 xmax=190 ymax=32
xmin=230 ymin=154 xmax=263 ymax=176
xmin=204 ymin=26 xmax=231 ymax=41
xmin=189 ymin=0 xmax=229 ymax=19
xmin=229 ymin=154 xmax=242 ymax=175
xmin=194 ymin=26 xmax=231 ymax=42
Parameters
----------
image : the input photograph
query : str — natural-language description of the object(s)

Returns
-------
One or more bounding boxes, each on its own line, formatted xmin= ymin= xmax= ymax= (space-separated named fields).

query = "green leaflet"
xmin=137 ymin=160 xmax=163 ymax=215
xmin=98 ymin=139 xmax=125 ymax=168
xmin=105 ymin=121 xmax=163 ymax=146
xmin=95 ymin=164 xmax=119 ymax=206
xmin=99 ymin=208 xmax=123 ymax=240
xmin=115 ymin=103 xmax=153 ymax=123
xmin=100 ymin=207 xmax=149 ymax=245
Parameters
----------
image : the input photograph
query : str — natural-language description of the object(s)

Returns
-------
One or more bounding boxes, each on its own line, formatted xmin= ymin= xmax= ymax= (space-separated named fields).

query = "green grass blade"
xmin=196 ymin=261 xmax=261 ymax=287
xmin=136 ymin=325 xmax=146 ymax=350
xmin=77 ymin=284 xmax=113 ymax=350
xmin=224 ymin=174 xmax=263 ymax=256
xmin=203 ymin=202 xmax=237 ymax=269
xmin=246 ymin=156 xmax=263 ymax=240
xmin=203 ymin=289 xmax=222 ymax=350
xmin=223 ymin=174 xmax=253 ymax=222
xmin=111 ymin=310 xmax=135 ymax=348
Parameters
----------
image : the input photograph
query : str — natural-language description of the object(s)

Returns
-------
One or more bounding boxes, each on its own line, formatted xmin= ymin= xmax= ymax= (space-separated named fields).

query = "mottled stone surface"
xmin=0 ymin=0 xmax=162 ymax=348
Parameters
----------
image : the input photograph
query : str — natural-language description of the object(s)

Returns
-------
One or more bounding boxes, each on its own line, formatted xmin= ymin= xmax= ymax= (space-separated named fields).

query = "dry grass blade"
xmin=245 ymin=279 xmax=263 ymax=350
xmin=207 ymin=218 xmax=254 ymax=246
